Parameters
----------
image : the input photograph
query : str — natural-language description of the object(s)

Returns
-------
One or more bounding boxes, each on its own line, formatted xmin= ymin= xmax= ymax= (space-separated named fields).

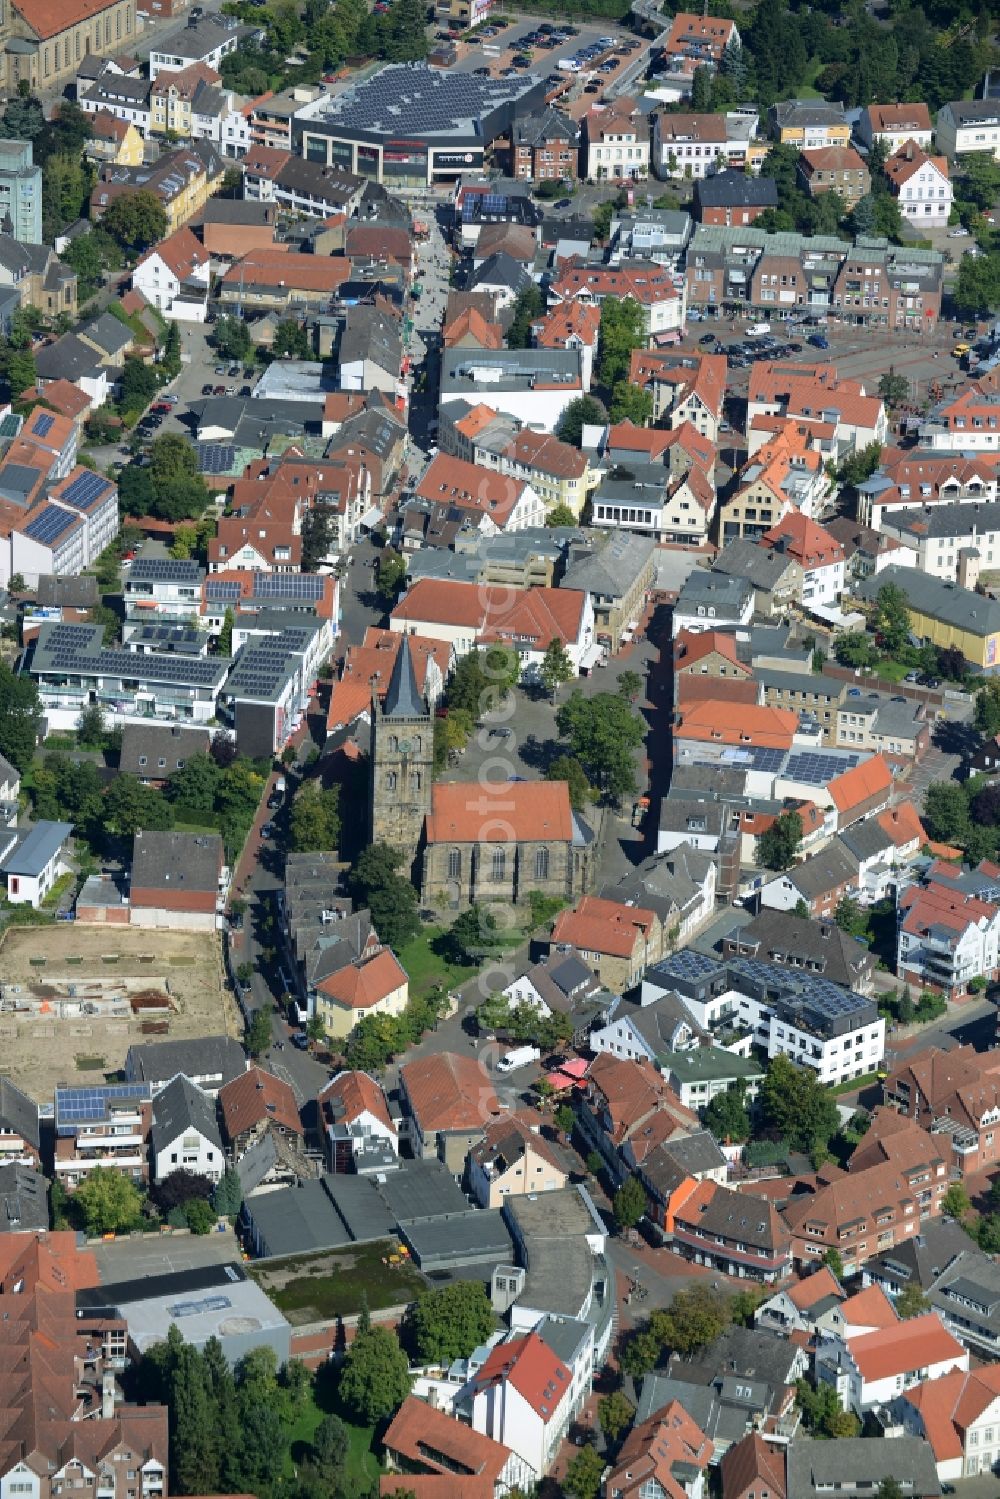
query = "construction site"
xmin=0 ymin=923 xmax=239 ymax=1101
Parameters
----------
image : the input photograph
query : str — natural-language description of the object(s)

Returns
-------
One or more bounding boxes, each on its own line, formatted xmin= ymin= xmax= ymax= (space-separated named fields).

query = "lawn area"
xmin=250 ymin=1240 xmax=426 ymax=1323
xmin=398 ymin=917 xmax=532 ymax=1000
xmin=830 ymin=1070 xmax=882 ymax=1096
xmin=797 ymin=54 xmax=824 ymax=98
xmin=285 ymin=1369 xmax=382 ymax=1489
xmin=874 ymin=657 xmax=910 ymax=682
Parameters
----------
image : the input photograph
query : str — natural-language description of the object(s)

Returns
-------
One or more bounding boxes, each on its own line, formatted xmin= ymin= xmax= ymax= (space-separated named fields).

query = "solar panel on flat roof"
xmin=196 ymin=443 xmax=237 ymax=474
xmin=252 ymin=573 xmax=324 ymax=601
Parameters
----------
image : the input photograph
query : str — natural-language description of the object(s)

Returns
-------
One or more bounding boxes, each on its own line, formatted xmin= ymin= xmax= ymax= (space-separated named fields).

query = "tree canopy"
xmin=555 ymin=690 xmax=645 ymax=802
xmin=405 ymin=1283 xmax=495 ymax=1365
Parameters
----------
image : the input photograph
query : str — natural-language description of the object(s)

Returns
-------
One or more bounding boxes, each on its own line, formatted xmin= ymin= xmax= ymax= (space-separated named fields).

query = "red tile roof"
xmin=787 ymin=1265 xmax=843 ymax=1311
xmin=610 ymin=1403 xmax=713 ymax=1499
xmin=383 ymin=1396 xmax=511 ymax=1481
xmin=400 ymin=1051 xmax=500 ymax=1134
xmin=137 ymin=225 xmax=209 ymax=281
xmin=319 ymin=1069 xmax=394 ymax=1134
xmin=317 ymin=948 xmax=408 ymax=1011
xmin=219 ymin=1066 xmax=302 ymax=1140
xmin=674 ymin=628 xmax=751 ymax=673
xmin=425 ymin=779 xmax=573 ymax=846
xmin=221 ymin=248 xmax=349 ymax=292
xmin=848 ymin=1312 xmax=965 ymax=1382
xmin=552 ymin=894 xmax=656 ymax=958
xmin=762 ymin=512 xmax=845 ymax=570
xmin=840 ymin=1284 xmax=898 ymax=1332
xmin=474 ymin=1332 xmax=570 ymax=1421
xmin=904 ymin=1365 xmax=1000 ymax=1463
xmin=414 ymin=453 xmax=530 ymax=527
xmin=720 ymin=1432 xmax=785 ymax=1499
xmin=391 ymin=578 xmax=586 ymax=651
xmin=14 ymin=0 xmax=124 ymax=39
xmin=885 ymin=141 xmax=949 ymax=191
xmin=674 ymin=699 xmax=798 ymax=750
xmin=827 ymin=754 xmax=892 ymax=814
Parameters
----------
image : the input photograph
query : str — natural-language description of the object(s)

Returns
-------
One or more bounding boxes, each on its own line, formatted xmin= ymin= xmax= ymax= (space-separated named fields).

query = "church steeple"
xmin=382 ymin=635 xmax=423 ymax=719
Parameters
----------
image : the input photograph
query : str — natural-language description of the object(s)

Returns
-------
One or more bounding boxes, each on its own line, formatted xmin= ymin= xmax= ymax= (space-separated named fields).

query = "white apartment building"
xmin=816 ymin=1313 xmax=968 ymax=1414
xmin=886 ymin=143 xmax=953 ymax=228
xmin=936 ymin=100 xmax=1000 ymax=162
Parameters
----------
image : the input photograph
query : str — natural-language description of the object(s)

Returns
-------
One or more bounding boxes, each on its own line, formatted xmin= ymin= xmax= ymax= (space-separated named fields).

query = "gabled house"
xmin=319 ymin=1069 xmax=397 ymax=1172
xmin=468 ymin=1115 xmax=568 ymax=1209
xmin=604 ymin=1403 xmax=713 ymax=1499
xmin=816 ymin=1307 xmax=967 ymax=1413
xmin=458 ymin=1331 xmax=575 ymax=1484
xmin=399 ymin=1051 xmax=501 ymax=1174
xmin=149 ymin=1072 xmax=224 ymax=1184
xmin=884 ymin=140 xmax=952 ymax=228
xmin=219 ymin=1065 xmax=303 ymax=1160
xmin=671 ymin=1180 xmax=793 ymax=1282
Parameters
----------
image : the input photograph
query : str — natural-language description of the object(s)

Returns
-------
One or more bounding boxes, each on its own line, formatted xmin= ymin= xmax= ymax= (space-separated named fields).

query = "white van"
xmin=558 ymin=56 xmax=581 ymax=70
xmin=746 ymin=322 xmax=771 ymax=336
xmin=496 ymin=1045 xmax=541 ymax=1073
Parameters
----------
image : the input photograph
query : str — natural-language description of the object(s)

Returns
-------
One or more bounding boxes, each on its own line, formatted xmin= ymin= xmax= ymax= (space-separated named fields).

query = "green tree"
xmin=76 ymin=702 xmax=108 ymax=749
xmin=876 ymin=1481 xmax=904 ymax=1499
xmin=833 ymin=894 xmax=870 ymax=942
xmin=562 ymin=1445 xmax=604 ymax=1499
xmin=555 ymin=689 xmax=645 ymax=802
xmin=871 ymin=581 xmax=910 ymax=655
xmin=759 ymin=1053 xmax=839 ymax=1155
xmin=546 ymin=502 xmax=577 ymax=527
xmin=482 ymin=644 xmax=520 ymax=704
xmin=213 ymin=315 xmax=254 ymax=362
xmin=539 ymin=637 xmax=574 ymax=700
xmin=118 ymin=356 xmax=159 ymax=413
xmin=975 ymin=680 xmax=1000 ymax=739
xmin=878 ymin=371 xmax=909 ymax=406
xmin=598 ymin=1390 xmax=634 ymax=1443
xmin=166 ymin=753 xmax=221 ymax=815
xmin=618 ymin=670 xmax=643 ymax=703
xmin=442 ymin=903 xmax=499 ymax=965
xmin=555 ymin=1102 xmax=576 ymax=1135
xmin=184 ymin=1197 xmax=215 ymax=1234
xmin=433 ymin=707 xmax=473 ymax=772
xmin=942 ymin=1182 xmax=971 ymax=1221
xmin=74 ymin=1166 xmax=143 ymax=1235
xmin=338 ymin=1325 xmax=411 ymax=1423
xmin=289 ymin=782 xmax=341 ymax=853
xmin=213 ymin=1167 xmax=243 ymax=1219
xmin=597 ymin=296 xmax=645 ymax=391
xmin=100 ymin=189 xmax=168 ymax=254
xmin=613 ymin=1174 xmax=647 ymax=1231
xmin=556 ymin=394 xmax=607 ymax=448
xmin=0 ymin=341 xmax=35 ymax=397
xmin=377 ymin=551 xmax=407 ymax=602
xmin=653 ymin=1283 xmax=730 ymax=1354
xmin=103 ymin=776 xmax=174 ymax=841
xmin=702 ymin=1084 xmax=751 ymax=1143
xmin=6 ymin=572 xmax=24 ymax=597
xmin=171 ymin=1341 xmax=220 ymax=1494
xmin=348 ymin=842 xmax=421 ymax=949
xmin=218 ymin=607 xmax=234 ymax=658
xmin=506 ymin=283 xmax=543 ymax=349
xmin=246 ymin=1009 xmax=272 ymax=1058
xmin=446 ymin=650 xmax=489 ymax=718
xmin=689 ymin=61 xmax=713 ymax=111
xmin=896 ymin=1283 xmax=930 ymax=1319
xmin=834 ymin=632 xmax=877 ymax=669
xmin=272 ymin=319 xmax=312 ymax=359
xmin=922 ymin=782 xmax=971 ymax=846
xmin=300 ymin=504 xmax=335 ymax=571
xmin=310 ymin=1414 xmax=350 ymax=1472
xmin=729 ymin=1286 xmax=764 ymax=1327
xmin=609 ymin=380 xmax=654 ymax=426
xmin=406 ymin=1282 xmax=495 ymax=1365
xmin=823 ymin=1247 xmax=844 ymax=1278
xmin=0 ymin=663 xmax=39 ymax=772
xmin=546 ymin=753 xmax=592 ymax=812
xmin=756 ymin=810 xmax=802 ymax=871
xmin=1 ymin=92 xmax=44 ymax=140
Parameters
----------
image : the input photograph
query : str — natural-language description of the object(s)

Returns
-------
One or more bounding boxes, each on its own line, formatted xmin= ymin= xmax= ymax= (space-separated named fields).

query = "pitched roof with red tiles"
xmin=414 ymin=452 xmax=530 ymax=527
xmin=468 ymin=1114 xmax=566 ymax=1177
xmin=787 ymin=1265 xmax=843 ymax=1312
xmin=839 ymin=1284 xmax=899 ymax=1333
xmin=425 ymin=779 xmax=574 ymax=846
xmin=392 ymin=578 xmax=586 ymax=651
xmin=400 ymin=1051 xmax=500 ymax=1135
xmin=885 ymin=141 xmax=949 ymax=191
xmin=240 ymin=145 xmax=293 ymax=179
xmin=606 ymin=420 xmax=676 ymax=462
xmin=316 ymin=948 xmax=408 ymax=1011
xmin=453 ymin=402 xmax=502 ymax=441
xmin=551 ymin=259 xmax=678 ymax=308
xmin=898 ymin=881 xmax=1000 ymax=947
xmin=219 ymin=1066 xmax=303 ymax=1140
xmin=673 ymin=628 xmax=751 ymax=673
xmin=319 ymin=1070 xmax=394 ymax=1135
xmin=221 ymin=248 xmax=350 ymax=292
xmin=499 ymin=426 xmax=587 ymax=480
xmin=383 ymin=1396 xmax=511 ymax=1481
xmin=875 ymin=801 xmax=926 ymax=849
xmin=327 ymin=628 xmax=451 ymax=732
xmin=663 ymin=10 xmax=737 ymax=59
xmin=137 ymin=225 xmax=209 ymax=280
xmin=904 ymin=1365 xmax=1000 ymax=1463
xmin=676 ymin=674 xmax=759 ymax=708
xmin=827 ymin=754 xmax=892 ymax=814
xmin=442 ymin=307 xmax=503 ymax=350
xmin=866 ymin=102 xmax=932 ymax=135
xmin=19 ymin=379 xmax=91 ymax=420
xmin=151 ymin=61 xmax=221 ymax=99
xmin=15 ymin=0 xmax=126 ymax=39
xmin=848 ymin=1312 xmax=965 ymax=1383
xmin=720 ymin=1432 xmax=786 ymax=1499
xmin=628 ymin=350 xmax=727 ymax=419
xmin=610 ymin=1403 xmax=714 ymax=1499
xmin=800 ymin=144 xmax=868 ymax=176
xmin=532 ymin=300 xmax=601 ymax=349
xmin=762 ymin=512 xmax=845 ymax=569
xmin=674 ymin=699 xmax=798 ymax=750
xmin=90 ymin=109 xmax=130 ymax=142
xmin=884 ymin=1043 xmax=1000 ymax=1134
xmin=585 ymin=1052 xmax=694 ymax=1142
xmin=473 ymin=1331 xmax=571 ymax=1421
xmin=552 ymin=894 xmax=657 ymax=958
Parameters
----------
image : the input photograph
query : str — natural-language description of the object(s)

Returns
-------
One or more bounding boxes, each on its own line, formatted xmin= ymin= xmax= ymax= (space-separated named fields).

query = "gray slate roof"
xmin=119 ymin=723 xmax=210 ymax=778
xmin=127 ymin=1035 xmax=246 ymax=1088
xmin=0 ymin=1164 xmax=47 ymax=1233
xmin=695 ymin=169 xmax=778 ymax=210
xmin=786 ymin=1437 xmax=941 ymax=1499
xmin=860 ymin=564 xmax=1000 ymax=639
xmin=563 ymin=532 xmax=655 ymax=601
xmin=0 ymin=1079 xmax=39 ymax=1151
xmin=131 ymin=829 xmax=224 ymax=894
xmin=150 ymin=1073 xmax=223 ymax=1158
xmin=1 ymin=820 xmax=72 ymax=878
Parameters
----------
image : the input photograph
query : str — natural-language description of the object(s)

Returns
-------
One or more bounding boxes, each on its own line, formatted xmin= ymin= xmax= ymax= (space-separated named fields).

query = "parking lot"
xmin=447 ymin=15 xmax=646 ymax=99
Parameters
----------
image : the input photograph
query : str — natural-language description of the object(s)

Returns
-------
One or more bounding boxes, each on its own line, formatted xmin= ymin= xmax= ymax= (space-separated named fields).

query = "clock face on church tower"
xmin=399 ymin=739 xmax=413 ymax=755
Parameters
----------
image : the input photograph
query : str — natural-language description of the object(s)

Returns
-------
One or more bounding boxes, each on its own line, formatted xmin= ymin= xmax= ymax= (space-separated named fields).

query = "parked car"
xmin=807 ymin=333 xmax=829 ymax=349
xmin=201 ymin=383 xmax=213 ymax=395
xmin=260 ymin=822 xmax=275 ymax=839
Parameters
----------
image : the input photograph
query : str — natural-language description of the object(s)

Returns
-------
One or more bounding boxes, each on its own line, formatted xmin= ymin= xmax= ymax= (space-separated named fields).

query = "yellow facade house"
xmin=314 ymin=947 xmax=409 ymax=1040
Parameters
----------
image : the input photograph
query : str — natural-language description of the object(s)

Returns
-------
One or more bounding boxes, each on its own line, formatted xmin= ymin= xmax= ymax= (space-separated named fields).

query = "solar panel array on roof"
xmin=749 ymin=746 xmax=786 ymax=772
xmin=128 ymin=558 xmax=202 ymax=583
xmin=23 ymin=505 xmax=77 ymax=546
xmin=62 ymin=470 xmax=111 ymax=511
xmin=31 ymin=412 xmax=55 ymax=439
xmin=312 ymin=63 xmax=542 ymax=138
xmin=205 ymin=579 xmax=242 ymax=603
xmin=655 ymin=949 xmax=719 ymax=980
xmin=252 ymin=574 xmax=325 ymax=601
xmin=55 ymin=1082 xmax=151 ymax=1135
xmin=197 ymin=443 xmax=237 ymax=474
xmin=784 ymin=751 xmax=861 ymax=783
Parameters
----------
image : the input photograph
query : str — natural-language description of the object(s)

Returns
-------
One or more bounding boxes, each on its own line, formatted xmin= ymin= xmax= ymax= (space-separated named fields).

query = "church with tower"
xmin=368 ymin=637 xmax=597 ymax=909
